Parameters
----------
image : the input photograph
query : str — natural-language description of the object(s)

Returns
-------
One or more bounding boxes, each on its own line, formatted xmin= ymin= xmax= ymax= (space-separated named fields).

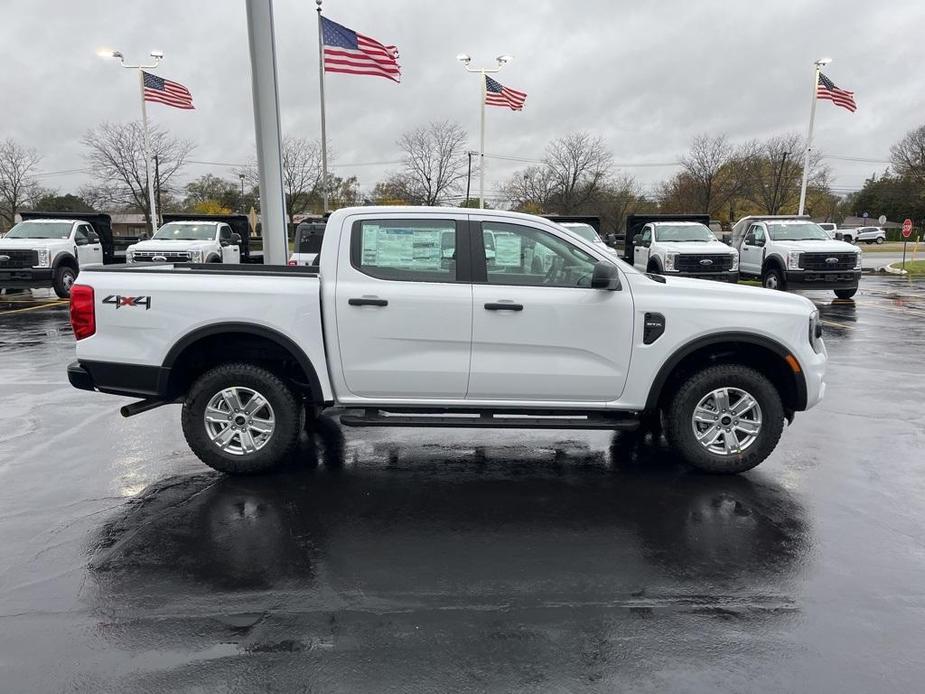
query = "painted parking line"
xmin=0 ymin=302 xmax=68 ymax=315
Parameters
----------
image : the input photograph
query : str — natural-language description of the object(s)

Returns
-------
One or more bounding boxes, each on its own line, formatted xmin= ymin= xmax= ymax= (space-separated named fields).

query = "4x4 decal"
xmin=103 ymin=294 xmax=152 ymax=310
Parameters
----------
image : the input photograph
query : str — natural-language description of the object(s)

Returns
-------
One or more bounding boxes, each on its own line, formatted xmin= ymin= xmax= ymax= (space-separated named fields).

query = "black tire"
xmin=834 ymin=288 xmax=857 ymax=300
xmin=875 ymin=237 xmax=884 ymax=245
xmin=762 ymin=266 xmax=786 ymax=291
xmin=865 ymin=240 xmax=874 ymax=245
xmin=181 ymin=362 xmax=304 ymax=474
xmin=53 ymin=265 xmax=77 ymax=298
xmin=664 ymin=364 xmax=784 ymax=474
xmin=207 ymin=255 xmax=222 ymax=263
xmin=647 ymin=260 xmax=662 ymax=274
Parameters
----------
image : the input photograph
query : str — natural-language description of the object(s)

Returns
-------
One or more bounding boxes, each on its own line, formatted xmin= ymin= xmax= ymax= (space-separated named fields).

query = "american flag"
xmin=320 ymin=16 xmax=400 ymax=83
xmin=142 ymin=71 xmax=194 ymax=110
xmin=817 ymin=72 xmax=856 ymax=112
xmin=485 ymin=76 xmax=527 ymax=111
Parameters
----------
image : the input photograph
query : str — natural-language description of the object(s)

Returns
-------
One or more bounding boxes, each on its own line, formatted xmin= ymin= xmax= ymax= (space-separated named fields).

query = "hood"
xmin=771 ymin=239 xmax=858 ymax=253
xmin=659 ymin=241 xmax=736 ymax=254
xmin=128 ymin=238 xmax=215 ymax=251
xmin=635 ymin=273 xmax=815 ymax=313
xmin=0 ymin=237 xmax=70 ymax=250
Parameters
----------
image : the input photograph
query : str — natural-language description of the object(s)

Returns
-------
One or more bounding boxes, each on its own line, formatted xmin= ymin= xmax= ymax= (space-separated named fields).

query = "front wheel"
xmin=875 ymin=237 xmax=884 ymax=245
xmin=762 ymin=266 xmax=786 ymax=291
xmin=181 ymin=362 xmax=304 ymax=474
xmin=53 ymin=265 xmax=77 ymax=298
xmin=835 ymin=288 xmax=857 ymax=300
xmin=664 ymin=364 xmax=784 ymax=474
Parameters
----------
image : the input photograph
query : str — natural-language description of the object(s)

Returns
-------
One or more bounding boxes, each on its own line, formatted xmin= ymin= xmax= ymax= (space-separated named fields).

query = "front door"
xmin=334 ymin=214 xmax=473 ymax=400
xmin=468 ymin=219 xmax=634 ymax=403
xmin=74 ymin=224 xmax=103 ymax=268
xmin=633 ymin=226 xmax=651 ymax=270
xmin=739 ymin=224 xmax=766 ymax=275
xmin=219 ymin=225 xmax=241 ymax=263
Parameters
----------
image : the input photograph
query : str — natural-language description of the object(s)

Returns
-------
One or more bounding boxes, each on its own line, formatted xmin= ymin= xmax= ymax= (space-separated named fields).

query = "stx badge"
xmin=103 ymin=295 xmax=152 ymax=310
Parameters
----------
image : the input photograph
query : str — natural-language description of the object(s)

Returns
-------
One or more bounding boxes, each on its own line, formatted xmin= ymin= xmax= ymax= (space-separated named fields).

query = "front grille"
xmin=0 ymin=249 xmax=39 ymax=268
xmin=675 ymin=254 xmax=734 ymax=273
xmin=799 ymin=252 xmax=856 ymax=271
xmin=131 ymin=250 xmax=192 ymax=263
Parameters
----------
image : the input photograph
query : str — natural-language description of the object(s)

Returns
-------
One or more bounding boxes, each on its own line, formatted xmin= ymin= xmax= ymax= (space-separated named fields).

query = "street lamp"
xmin=101 ymin=49 xmax=164 ymax=234
xmin=798 ymin=57 xmax=832 ymax=215
xmin=458 ymin=52 xmax=514 ymax=208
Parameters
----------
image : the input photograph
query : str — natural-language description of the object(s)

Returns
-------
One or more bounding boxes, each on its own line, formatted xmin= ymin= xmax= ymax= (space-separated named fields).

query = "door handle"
xmin=348 ymin=297 xmax=388 ymax=307
xmin=484 ymin=302 xmax=523 ymax=311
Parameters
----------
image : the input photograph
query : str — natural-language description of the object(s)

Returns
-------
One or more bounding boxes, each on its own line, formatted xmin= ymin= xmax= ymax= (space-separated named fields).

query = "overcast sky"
xmin=1 ymin=0 xmax=922 ymax=204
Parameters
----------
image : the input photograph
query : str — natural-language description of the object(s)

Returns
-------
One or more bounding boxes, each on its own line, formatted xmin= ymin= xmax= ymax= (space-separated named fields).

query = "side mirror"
xmin=231 ymin=233 xmax=242 ymax=245
xmin=591 ymin=261 xmax=621 ymax=290
xmin=633 ymin=234 xmax=643 ymax=245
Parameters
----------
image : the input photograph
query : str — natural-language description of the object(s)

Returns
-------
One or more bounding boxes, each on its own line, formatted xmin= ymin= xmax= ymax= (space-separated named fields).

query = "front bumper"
xmin=672 ymin=271 xmax=739 ymax=283
xmin=0 ymin=268 xmax=53 ymax=288
xmin=785 ymin=270 xmax=861 ymax=290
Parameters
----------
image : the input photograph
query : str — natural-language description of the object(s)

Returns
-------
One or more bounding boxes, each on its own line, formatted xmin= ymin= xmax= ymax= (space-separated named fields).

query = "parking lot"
xmin=1 ymin=275 xmax=924 ymax=692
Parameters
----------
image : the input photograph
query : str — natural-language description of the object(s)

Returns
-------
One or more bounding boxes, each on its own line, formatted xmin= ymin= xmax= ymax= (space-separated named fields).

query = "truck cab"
xmin=126 ymin=220 xmax=241 ymax=264
xmin=732 ymin=216 xmax=861 ymax=299
xmin=0 ymin=213 xmax=112 ymax=297
xmin=632 ymin=221 xmax=739 ymax=283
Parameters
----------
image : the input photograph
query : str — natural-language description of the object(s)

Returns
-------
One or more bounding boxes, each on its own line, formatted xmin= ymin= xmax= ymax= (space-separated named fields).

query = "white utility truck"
xmin=67 ymin=207 xmax=827 ymax=476
xmin=126 ymin=219 xmax=241 ymax=264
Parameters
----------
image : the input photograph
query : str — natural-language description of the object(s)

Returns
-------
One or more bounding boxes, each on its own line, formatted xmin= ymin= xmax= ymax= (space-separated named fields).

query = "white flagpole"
xmin=479 ymin=70 xmax=486 ymax=209
xmin=798 ymin=60 xmax=826 ymax=216
xmin=316 ymin=0 xmax=329 ymax=213
xmin=138 ymin=70 xmax=159 ymax=234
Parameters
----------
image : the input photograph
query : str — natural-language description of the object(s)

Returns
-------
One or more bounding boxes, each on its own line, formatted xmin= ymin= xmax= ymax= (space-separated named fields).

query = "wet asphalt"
xmin=1 ymin=276 xmax=925 ymax=692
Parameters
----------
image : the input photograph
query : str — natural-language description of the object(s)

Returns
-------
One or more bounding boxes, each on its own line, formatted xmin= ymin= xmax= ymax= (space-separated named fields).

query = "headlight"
xmin=664 ymin=252 xmax=679 ymax=272
xmin=190 ymin=249 xmax=203 ymax=263
xmin=126 ymin=252 xmax=134 ymax=264
xmin=787 ymin=251 xmax=803 ymax=270
xmin=854 ymin=251 xmax=862 ymax=270
xmin=35 ymin=248 xmax=50 ymax=268
xmin=808 ymin=310 xmax=824 ymax=353
xmin=730 ymin=253 xmax=739 ymax=271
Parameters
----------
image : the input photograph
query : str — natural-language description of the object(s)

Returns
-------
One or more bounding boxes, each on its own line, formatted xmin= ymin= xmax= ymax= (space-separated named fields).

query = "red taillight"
xmin=287 ymin=259 xmax=297 ymax=266
xmin=69 ymin=284 xmax=95 ymax=340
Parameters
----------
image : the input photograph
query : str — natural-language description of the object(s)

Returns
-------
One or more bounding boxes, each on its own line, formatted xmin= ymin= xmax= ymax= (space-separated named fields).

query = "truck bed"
xmin=88 ymin=263 xmax=314 ymax=277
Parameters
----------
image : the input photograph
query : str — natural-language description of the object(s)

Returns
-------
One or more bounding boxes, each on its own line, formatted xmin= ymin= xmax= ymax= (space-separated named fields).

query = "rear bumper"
xmin=68 ymin=360 xmax=170 ymax=398
xmin=785 ymin=270 xmax=860 ymax=290
xmin=673 ymin=271 xmax=739 ymax=283
xmin=0 ymin=268 xmax=53 ymax=288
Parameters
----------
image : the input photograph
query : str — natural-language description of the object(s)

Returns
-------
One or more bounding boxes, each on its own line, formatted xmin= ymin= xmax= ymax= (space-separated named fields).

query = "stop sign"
xmin=902 ymin=219 xmax=913 ymax=238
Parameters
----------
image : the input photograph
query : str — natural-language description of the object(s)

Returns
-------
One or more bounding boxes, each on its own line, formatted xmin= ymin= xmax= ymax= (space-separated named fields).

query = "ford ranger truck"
xmin=732 ymin=216 xmax=861 ymax=299
xmin=66 ymin=206 xmax=827 ymax=476
xmin=632 ymin=221 xmax=739 ymax=282
xmin=0 ymin=214 xmax=110 ymax=297
xmin=126 ymin=220 xmax=241 ymax=264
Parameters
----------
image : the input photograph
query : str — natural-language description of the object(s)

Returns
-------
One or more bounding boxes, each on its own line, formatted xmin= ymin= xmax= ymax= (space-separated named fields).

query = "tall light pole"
xmin=798 ymin=56 xmax=831 ymax=216
xmin=103 ymin=49 xmax=163 ymax=234
xmin=457 ymin=53 xmax=513 ymax=209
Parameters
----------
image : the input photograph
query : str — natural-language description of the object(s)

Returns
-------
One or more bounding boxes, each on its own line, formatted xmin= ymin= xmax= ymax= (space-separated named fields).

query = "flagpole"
xmin=479 ymin=70 xmax=486 ymax=209
xmin=138 ymin=70 xmax=159 ymax=234
xmin=316 ymin=0 xmax=329 ymax=213
xmin=798 ymin=58 xmax=829 ymax=216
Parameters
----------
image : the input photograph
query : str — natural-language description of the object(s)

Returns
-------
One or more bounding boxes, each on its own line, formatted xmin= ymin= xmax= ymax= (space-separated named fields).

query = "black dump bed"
xmin=20 ymin=211 xmax=115 ymax=263
xmin=160 ymin=213 xmax=256 ymax=260
xmin=623 ymin=213 xmax=711 ymax=261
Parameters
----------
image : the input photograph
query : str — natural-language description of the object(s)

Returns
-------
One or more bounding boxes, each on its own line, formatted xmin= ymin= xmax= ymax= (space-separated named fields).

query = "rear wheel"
xmin=876 ymin=237 xmax=884 ymax=245
xmin=53 ymin=265 xmax=77 ymax=298
xmin=762 ymin=266 xmax=785 ymax=291
xmin=181 ymin=362 xmax=304 ymax=474
xmin=665 ymin=364 xmax=784 ymax=474
xmin=835 ymin=288 xmax=857 ymax=300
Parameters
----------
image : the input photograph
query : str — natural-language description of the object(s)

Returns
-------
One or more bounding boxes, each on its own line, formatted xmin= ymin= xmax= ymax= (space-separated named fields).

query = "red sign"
xmin=902 ymin=219 xmax=913 ymax=238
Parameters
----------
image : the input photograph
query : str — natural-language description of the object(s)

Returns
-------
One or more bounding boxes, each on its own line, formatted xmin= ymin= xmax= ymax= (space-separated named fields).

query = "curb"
xmin=883 ymin=263 xmax=908 ymax=276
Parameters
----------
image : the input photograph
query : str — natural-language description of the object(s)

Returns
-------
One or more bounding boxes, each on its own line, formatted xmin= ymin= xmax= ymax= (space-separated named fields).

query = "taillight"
xmin=287 ymin=259 xmax=297 ymax=266
xmin=69 ymin=284 xmax=95 ymax=340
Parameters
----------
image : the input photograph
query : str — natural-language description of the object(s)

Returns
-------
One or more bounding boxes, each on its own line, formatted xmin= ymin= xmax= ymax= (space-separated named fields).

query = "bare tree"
xmin=890 ymin=124 xmax=925 ymax=181
xmin=82 ymin=122 xmax=193 ymax=226
xmin=543 ymin=132 xmax=613 ymax=213
xmin=0 ymin=139 xmax=42 ymax=231
xmin=679 ymin=134 xmax=742 ymax=216
xmin=239 ymin=136 xmax=325 ymax=218
xmin=501 ymin=165 xmax=558 ymax=213
xmin=740 ymin=134 xmax=823 ymax=214
xmin=397 ymin=120 xmax=469 ymax=205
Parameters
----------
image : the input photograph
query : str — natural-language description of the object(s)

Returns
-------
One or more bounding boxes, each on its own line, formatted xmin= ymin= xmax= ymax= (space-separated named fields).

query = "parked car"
xmin=0 ymin=212 xmax=114 ymax=298
xmin=732 ymin=216 xmax=861 ymax=299
xmin=68 ymin=206 xmax=826 ymax=477
xmin=631 ymin=220 xmax=739 ymax=283
xmin=853 ymin=226 xmax=886 ymax=245
xmin=288 ymin=221 xmax=326 ymax=266
xmin=817 ymin=222 xmax=838 ymax=239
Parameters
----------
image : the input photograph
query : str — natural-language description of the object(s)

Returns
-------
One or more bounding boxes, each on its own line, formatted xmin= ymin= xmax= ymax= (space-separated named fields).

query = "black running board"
xmin=339 ymin=408 xmax=639 ymax=431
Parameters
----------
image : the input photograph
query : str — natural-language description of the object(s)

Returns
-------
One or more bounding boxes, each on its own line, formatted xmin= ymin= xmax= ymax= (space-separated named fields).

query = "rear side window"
xmin=296 ymin=224 xmax=326 ymax=254
xmin=351 ymin=219 xmax=459 ymax=282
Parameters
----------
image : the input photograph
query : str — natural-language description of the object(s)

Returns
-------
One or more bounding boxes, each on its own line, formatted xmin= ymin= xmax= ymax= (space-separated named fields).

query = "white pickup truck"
xmin=126 ymin=220 xmax=241 ymax=264
xmin=67 ymin=206 xmax=827 ymax=476
xmin=732 ymin=216 xmax=861 ymax=299
xmin=631 ymin=221 xmax=739 ymax=283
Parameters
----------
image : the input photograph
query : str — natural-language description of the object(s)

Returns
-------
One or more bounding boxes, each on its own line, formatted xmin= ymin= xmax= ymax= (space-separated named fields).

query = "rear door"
xmin=468 ymin=218 xmax=634 ymax=403
xmin=334 ymin=213 xmax=473 ymax=399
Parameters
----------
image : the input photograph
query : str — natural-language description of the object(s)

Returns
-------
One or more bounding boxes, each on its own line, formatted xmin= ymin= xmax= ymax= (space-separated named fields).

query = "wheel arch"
xmin=645 ymin=331 xmax=808 ymax=415
xmin=762 ymin=254 xmax=785 ymax=274
xmin=52 ymin=252 xmax=78 ymax=270
xmin=161 ymin=322 xmax=324 ymax=403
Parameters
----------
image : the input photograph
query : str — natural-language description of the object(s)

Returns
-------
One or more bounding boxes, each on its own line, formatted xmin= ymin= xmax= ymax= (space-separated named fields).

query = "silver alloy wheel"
xmin=62 ymin=270 xmax=75 ymax=289
xmin=691 ymin=387 xmax=762 ymax=456
xmin=204 ymin=386 xmax=276 ymax=456
xmin=764 ymin=273 xmax=779 ymax=290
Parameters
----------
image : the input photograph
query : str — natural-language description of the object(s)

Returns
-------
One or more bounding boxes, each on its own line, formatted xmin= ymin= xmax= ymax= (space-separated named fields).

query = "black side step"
xmin=339 ymin=409 xmax=639 ymax=431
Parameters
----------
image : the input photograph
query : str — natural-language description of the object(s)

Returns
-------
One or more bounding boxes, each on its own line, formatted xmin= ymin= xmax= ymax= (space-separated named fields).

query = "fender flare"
xmin=646 ymin=256 xmax=663 ymax=273
xmin=644 ymin=330 xmax=808 ymax=411
xmin=52 ymin=252 xmax=78 ymax=271
xmin=161 ymin=322 xmax=324 ymax=401
xmin=762 ymin=254 xmax=785 ymax=275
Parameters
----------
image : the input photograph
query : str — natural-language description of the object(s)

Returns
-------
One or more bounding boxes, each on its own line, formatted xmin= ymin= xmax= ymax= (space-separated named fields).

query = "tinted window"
xmin=219 ymin=225 xmax=233 ymax=242
xmin=481 ymin=221 xmax=597 ymax=288
xmin=352 ymin=219 xmax=458 ymax=282
xmin=74 ymin=226 xmax=90 ymax=243
xmin=296 ymin=223 xmax=326 ymax=254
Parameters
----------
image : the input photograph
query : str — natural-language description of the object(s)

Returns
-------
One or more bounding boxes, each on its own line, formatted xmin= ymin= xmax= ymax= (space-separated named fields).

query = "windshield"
xmin=767 ymin=222 xmax=830 ymax=241
xmin=153 ymin=223 xmax=218 ymax=241
xmin=654 ymin=224 xmax=716 ymax=242
xmin=4 ymin=221 xmax=72 ymax=239
xmin=560 ymin=223 xmax=600 ymax=242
